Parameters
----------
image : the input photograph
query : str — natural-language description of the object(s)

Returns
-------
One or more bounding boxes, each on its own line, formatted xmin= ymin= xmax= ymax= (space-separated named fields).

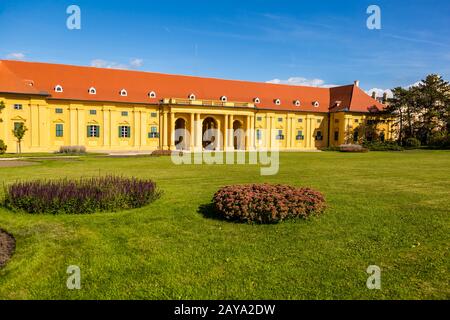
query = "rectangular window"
xmin=119 ymin=126 xmax=131 ymax=138
xmin=150 ymin=112 xmax=157 ymax=118
xmin=121 ymin=111 xmax=128 ymax=117
xmin=298 ymin=118 xmax=303 ymax=123
xmin=55 ymin=108 xmax=63 ymax=114
xmin=296 ymin=130 xmax=304 ymax=140
xmin=256 ymin=117 xmax=262 ymax=121
xmin=334 ymin=131 xmax=339 ymax=141
xmin=256 ymin=129 xmax=262 ymax=140
xmin=90 ymin=110 xmax=97 ymax=115
xmin=278 ymin=117 xmax=283 ymax=122
xmin=87 ymin=125 xmax=100 ymax=138
xmin=354 ymin=119 xmax=359 ymax=123
xmin=56 ymin=124 xmax=64 ymax=137
xmin=276 ymin=130 xmax=284 ymax=140
xmin=13 ymin=104 xmax=23 ymax=110
xmin=317 ymin=119 xmax=321 ymax=123
xmin=148 ymin=126 xmax=159 ymax=138
xmin=315 ymin=131 xmax=323 ymax=141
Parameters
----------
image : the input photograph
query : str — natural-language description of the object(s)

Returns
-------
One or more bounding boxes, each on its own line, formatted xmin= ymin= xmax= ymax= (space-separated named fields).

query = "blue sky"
xmin=1 ymin=0 xmax=449 ymax=95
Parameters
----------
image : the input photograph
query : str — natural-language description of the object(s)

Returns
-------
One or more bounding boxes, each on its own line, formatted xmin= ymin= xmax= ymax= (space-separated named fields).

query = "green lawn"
xmin=0 ymin=151 xmax=449 ymax=299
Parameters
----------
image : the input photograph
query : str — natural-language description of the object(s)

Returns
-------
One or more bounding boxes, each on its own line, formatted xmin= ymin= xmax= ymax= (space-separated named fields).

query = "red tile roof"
xmin=0 ymin=60 xmax=385 ymax=113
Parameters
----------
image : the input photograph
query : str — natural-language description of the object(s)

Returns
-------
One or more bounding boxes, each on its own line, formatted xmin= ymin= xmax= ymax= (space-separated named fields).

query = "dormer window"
xmin=54 ymin=85 xmax=63 ymax=93
xmin=188 ymin=93 xmax=196 ymax=100
xmin=148 ymin=91 xmax=156 ymax=98
xmin=294 ymin=100 xmax=301 ymax=107
xmin=253 ymin=97 xmax=260 ymax=104
xmin=274 ymin=99 xmax=281 ymax=105
xmin=88 ymin=87 xmax=96 ymax=95
xmin=313 ymin=101 xmax=320 ymax=107
xmin=220 ymin=96 xmax=227 ymax=102
xmin=120 ymin=89 xmax=128 ymax=97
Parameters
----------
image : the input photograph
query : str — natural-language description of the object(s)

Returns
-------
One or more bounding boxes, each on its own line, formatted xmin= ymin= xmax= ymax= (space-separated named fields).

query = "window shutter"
xmin=87 ymin=126 xmax=90 ymax=137
xmin=96 ymin=126 xmax=100 ymax=137
xmin=119 ymin=126 xmax=122 ymax=138
xmin=127 ymin=126 xmax=131 ymax=138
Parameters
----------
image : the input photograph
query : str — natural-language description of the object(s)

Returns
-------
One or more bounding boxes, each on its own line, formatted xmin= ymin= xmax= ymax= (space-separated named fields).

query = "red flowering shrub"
xmin=213 ymin=184 xmax=325 ymax=223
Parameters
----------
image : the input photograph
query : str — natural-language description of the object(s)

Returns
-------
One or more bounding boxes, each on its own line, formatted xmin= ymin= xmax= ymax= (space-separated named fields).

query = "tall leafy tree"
xmin=12 ymin=123 xmax=28 ymax=154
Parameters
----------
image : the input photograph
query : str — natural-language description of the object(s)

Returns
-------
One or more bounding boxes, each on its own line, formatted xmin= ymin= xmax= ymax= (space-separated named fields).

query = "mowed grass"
xmin=0 ymin=151 xmax=449 ymax=299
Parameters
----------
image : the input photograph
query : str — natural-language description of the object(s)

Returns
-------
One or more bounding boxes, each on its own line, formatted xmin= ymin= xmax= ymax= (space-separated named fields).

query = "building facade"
xmin=0 ymin=60 xmax=394 ymax=153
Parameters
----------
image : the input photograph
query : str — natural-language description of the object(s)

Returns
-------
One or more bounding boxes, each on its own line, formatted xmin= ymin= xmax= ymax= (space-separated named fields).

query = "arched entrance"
xmin=175 ymin=118 xmax=187 ymax=150
xmin=202 ymin=117 xmax=217 ymax=150
xmin=233 ymin=120 xmax=245 ymax=150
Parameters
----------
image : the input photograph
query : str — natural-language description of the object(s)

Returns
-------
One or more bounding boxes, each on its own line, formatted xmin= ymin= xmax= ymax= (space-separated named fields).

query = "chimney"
xmin=354 ymin=80 xmax=360 ymax=87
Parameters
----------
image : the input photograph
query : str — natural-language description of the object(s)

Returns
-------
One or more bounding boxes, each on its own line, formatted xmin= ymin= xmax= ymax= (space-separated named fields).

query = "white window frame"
xmin=148 ymin=91 xmax=156 ymax=98
xmin=88 ymin=87 xmax=96 ymax=95
xmin=120 ymin=89 xmax=128 ymax=97
xmin=274 ymin=99 xmax=281 ymax=105
xmin=294 ymin=100 xmax=301 ymax=107
xmin=88 ymin=125 xmax=99 ymax=138
xmin=120 ymin=126 xmax=130 ymax=138
xmin=188 ymin=93 xmax=196 ymax=100
xmin=313 ymin=101 xmax=320 ymax=107
xmin=54 ymin=85 xmax=63 ymax=93
xmin=253 ymin=97 xmax=260 ymax=104
xmin=220 ymin=96 xmax=227 ymax=102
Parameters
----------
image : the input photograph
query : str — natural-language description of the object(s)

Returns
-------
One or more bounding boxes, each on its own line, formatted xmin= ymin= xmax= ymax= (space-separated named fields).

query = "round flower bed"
xmin=213 ymin=183 xmax=325 ymax=224
xmin=3 ymin=175 xmax=161 ymax=214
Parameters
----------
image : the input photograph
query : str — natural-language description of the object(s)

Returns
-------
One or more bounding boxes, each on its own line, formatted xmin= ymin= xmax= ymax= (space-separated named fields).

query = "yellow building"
xmin=0 ymin=60 xmax=394 ymax=153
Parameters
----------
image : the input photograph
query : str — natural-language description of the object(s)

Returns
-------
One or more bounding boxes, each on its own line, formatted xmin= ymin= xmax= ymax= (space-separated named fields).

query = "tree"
xmin=415 ymin=74 xmax=450 ymax=144
xmin=0 ymin=100 xmax=5 ymax=123
xmin=12 ymin=123 xmax=28 ymax=154
xmin=386 ymin=87 xmax=416 ymax=144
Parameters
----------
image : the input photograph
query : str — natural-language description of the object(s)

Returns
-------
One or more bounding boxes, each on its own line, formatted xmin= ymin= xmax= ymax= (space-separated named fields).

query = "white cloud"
xmin=6 ymin=52 xmax=26 ymax=60
xmin=90 ymin=58 xmax=144 ymax=70
xmin=366 ymin=88 xmax=394 ymax=99
xmin=366 ymin=81 xmax=423 ymax=98
xmin=129 ymin=58 xmax=143 ymax=68
xmin=266 ymin=77 xmax=336 ymax=87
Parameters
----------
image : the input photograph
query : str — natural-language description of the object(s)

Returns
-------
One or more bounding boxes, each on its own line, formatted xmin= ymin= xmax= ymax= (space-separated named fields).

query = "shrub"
xmin=3 ymin=175 xmax=161 ymax=214
xmin=58 ymin=146 xmax=86 ymax=154
xmin=338 ymin=144 xmax=369 ymax=153
xmin=362 ymin=140 xmax=404 ymax=151
xmin=212 ymin=184 xmax=325 ymax=224
xmin=151 ymin=149 xmax=183 ymax=156
xmin=404 ymin=137 xmax=421 ymax=149
xmin=429 ymin=132 xmax=450 ymax=149
xmin=0 ymin=140 xmax=7 ymax=154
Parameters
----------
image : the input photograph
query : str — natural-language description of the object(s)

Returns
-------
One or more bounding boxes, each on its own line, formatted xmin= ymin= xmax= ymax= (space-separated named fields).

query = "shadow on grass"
xmin=197 ymin=203 xmax=235 ymax=222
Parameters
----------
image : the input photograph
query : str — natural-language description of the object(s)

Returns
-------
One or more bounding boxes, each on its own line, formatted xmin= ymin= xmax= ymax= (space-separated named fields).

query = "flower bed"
xmin=3 ymin=175 xmax=161 ymax=214
xmin=212 ymin=183 xmax=325 ymax=223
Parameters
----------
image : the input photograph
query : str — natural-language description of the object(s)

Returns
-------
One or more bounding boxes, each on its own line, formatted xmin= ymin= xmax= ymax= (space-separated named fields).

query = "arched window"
xmin=148 ymin=91 xmax=156 ymax=98
xmin=88 ymin=87 xmax=96 ymax=95
xmin=313 ymin=101 xmax=320 ymax=107
xmin=274 ymin=99 xmax=281 ymax=105
xmin=120 ymin=89 xmax=128 ymax=97
xmin=220 ymin=96 xmax=227 ymax=102
xmin=253 ymin=97 xmax=260 ymax=104
xmin=294 ymin=100 xmax=301 ymax=107
xmin=188 ymin=93 xmax=196 ymax=100
xmin=54 ymin=85 xmax=63 ymax=93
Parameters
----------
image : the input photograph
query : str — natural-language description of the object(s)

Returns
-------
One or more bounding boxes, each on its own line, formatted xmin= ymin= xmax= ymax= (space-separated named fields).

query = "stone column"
xmin=216 ymin=118 xmax=221 ymax=150
xmin=286 ymin=114 xmax=291 ymax=149
xmin=169 ymin=111 xmax=175 ymax=150
xmin=195 ymin=113 xmax=202 ymax=150
xmin=190 ymin=112 xmax=195 ymax=151
xmin=162 ymin=110 xmax=168 ymax=150
xmin=223 ymin=114 xmax=228 ymax=150
xmin=229 ymin=114 xmax=234 ymax=150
